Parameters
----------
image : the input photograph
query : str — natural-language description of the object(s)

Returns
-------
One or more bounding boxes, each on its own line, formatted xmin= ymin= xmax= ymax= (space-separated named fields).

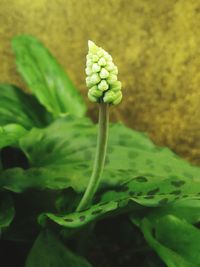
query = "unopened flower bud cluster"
xmin=86 ymin=41 xmax=122 ymax=105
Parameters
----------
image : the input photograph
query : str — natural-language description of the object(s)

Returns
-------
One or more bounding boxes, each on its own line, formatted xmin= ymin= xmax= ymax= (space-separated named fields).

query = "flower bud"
xmin=85 ymin=40 xmax=122 ymax=104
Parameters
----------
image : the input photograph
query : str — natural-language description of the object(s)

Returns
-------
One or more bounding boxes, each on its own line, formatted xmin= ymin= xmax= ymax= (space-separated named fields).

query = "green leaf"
xmin=12 ymin=35 xmax=86 ymax=118
xmin=155 ymin=215 xmax=200 ymax=266
xmin=0 ymin=116 xmax=200 ymax=212
xmin=0 ymin=84 xmax=50 ymax=129
xmin=136 ymin=218 xmax=195 ymax=267
xmin=39 ymin=173 xmax=200 ymax=229
xmin=0 ymin=124 xmax=27 ymax=149
xmin=0 ymin=192 xmax=15 ymax=228
xmin=134 ymin=215 xmax=200 ymax=267
xmin=25 ymin=230 xmax=92 ymax=267
xmin=146 ymin=199 xmax=200 ymax=225
xmin=39 ymin=200 xmax=119 ymax=228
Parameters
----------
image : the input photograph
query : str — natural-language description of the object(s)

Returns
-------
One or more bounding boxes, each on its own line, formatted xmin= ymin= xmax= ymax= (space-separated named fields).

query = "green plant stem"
xmin=76 ymin=103 xmax=109 ymax=212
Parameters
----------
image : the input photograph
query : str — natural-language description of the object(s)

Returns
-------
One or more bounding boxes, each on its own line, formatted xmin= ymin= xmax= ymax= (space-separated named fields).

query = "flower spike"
xmin=86 ymin=41 xmax=122 ymax=105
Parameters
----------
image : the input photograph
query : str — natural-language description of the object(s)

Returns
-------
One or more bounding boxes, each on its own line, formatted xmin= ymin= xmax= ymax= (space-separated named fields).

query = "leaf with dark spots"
xmin=135 ymin=176 xmax=148 ymax=183
xmin=170 ymin=190 xmax=182 ymax=195
xmin=158 ymin=198 xmax=169 ymax=205
xmin=171 ymin=180 xmax=186 ymax=187
xmin=91 ymin=209 xmax=103 ymax=215
xmin=147 ymin=188 xmax=160 ymax=195
xmin=79 ymin=216 xmax=85 ymax=222
xmin=144 ymin=195 xmax=155 ymax=199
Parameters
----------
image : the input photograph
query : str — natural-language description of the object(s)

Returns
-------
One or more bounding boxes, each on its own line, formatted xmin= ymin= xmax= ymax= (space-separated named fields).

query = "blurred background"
xmin=0 ymin=0 xmax=199 ymax=165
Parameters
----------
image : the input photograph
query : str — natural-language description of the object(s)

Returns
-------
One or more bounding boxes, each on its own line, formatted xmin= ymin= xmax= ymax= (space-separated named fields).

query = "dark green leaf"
xmin=25 ymin=230 xmax=92 ymax=267
xmin=155 ymin=215 xmax=200 ymax=266
xmin=133 ymin=215 xmax=200 ymax=267
xmin=0 ymin=124 xmax=27 ymax=149
xmin=146 ymin=199 xmax=200 ymax=225
xmin=39 ymin=174 xmax=200 ymax=229
xmin=0 ymin=84 xmax=50 ymax=129
xmin=0 ymin=192 xmax=15 ymax=228
xmin=1 ymin=117 xmax=200 ymax=199
xmin=136 ymin=218 xmax=195 ymax=267
xmin=12 ymin=35 xmax=86 ymax=118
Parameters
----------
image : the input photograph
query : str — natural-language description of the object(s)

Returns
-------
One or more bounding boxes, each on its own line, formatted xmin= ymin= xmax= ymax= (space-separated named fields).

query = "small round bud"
xmin=103 ymin=91 xmax=115 ymax=103
xmin=89 ymin=86 xmax=103 ymax=98
xmin=98 ymin=80 xmax=109 ymax=91
xmin=85 ymin=67 xmax=92 ymax=76
xmin=110 ymin=81 xmax=121 ymax=92
xmin=88 ymin=91 xmax=98 ymax=102
xmin=104 ymin=54 xmax=112 ymax=62
xmin=90 ymin=73 xmax=101 ymax=85
xmin=110 ymin=66 xmax=118 ymax=75
xmin=113 ymin=91 xmax=122 ymax=105
xmin=86 ymin=59 xmax=93 ymax=67
xmin=98 ymin=57 xmax=107 ymax=66
xmin=97 ymin=49 xmax=104 ymax=57
xmin=100 ymin=68 xmax=109 ymax=79
xmin=92 ymin=55 xmax=99 ymax=62
xmin=92 ymin=63 xmax=101 ymax=73
xmin=107 ymin=74 xmax=117 ymax=84
xmin=106 ymin=62 xmax=115 ymax=71
xmin=86 ymin=77 xmax=93 ymax=88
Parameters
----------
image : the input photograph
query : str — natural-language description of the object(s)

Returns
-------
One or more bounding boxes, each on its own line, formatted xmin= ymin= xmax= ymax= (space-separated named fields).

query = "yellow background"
xmin=0 ymin=0 xmax=199 ymax=165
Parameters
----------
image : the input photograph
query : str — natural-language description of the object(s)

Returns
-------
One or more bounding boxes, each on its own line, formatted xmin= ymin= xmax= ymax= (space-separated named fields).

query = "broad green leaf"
xmin=0 ymin=84 xmax=50 ymax=129
xmin=136 ymin=218 xmax=195 ymax=267
xmin=25 ymin=230 xmax=92 ymax=267
xmin=1 ymin=116 xmax=200 ymax=195
xmin=154 ymin=215 xmax=200 ymax=266
xmin=0 ymin=124 xmax=27 ymax=149
xmin=39 ymin=174 xmax=200 ymax=229
xmin=0 ymin=192 xmax=15 ymax=228
xmin=12 ymin=35 xmax=86 ymax=118
xmin=146 ymin=199 xmax=200 ymax=225
xmin=39 ymin=200 xmax=119 ymax=228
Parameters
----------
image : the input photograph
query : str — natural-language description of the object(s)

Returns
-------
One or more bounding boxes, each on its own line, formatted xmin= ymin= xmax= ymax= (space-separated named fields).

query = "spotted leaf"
xmin=1 ymin=116 xmax=200 ymax=194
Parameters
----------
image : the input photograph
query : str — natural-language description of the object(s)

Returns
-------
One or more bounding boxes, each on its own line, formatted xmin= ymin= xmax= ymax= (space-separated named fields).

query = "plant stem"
xmin=76 ymin=103 xmax=109 ymax=212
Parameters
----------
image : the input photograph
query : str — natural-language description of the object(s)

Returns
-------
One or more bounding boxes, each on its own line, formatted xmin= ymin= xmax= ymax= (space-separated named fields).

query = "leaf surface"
xmin=0 ymin=84 xmax=49 ymax=128
xmin=12 ymin=35 xmax=86 ymax=118
xmin=136 ymin=218 xmax=195 ymax=267
xmin=0 ymin=192 xmax=15 ymax=228
xmin=1 ymin=117 xmax=199 ymax=195
xmin=0 ymin=124 xmax=27 ymax=149
xmin=25 ymin=230 xmax=92 ymax=267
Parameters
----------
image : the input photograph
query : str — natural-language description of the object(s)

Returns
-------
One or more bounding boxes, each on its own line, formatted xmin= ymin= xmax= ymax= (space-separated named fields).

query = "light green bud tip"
xmin=86 ymin=40 xmax=122 ymax=105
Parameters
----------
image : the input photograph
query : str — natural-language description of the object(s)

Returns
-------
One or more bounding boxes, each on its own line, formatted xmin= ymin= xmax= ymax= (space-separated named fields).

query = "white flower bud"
xmin=103 ymin=91 xmax=115 ymax=103
xmin=86 ymin=59 xmax=93 ymax=67
xmin=89 ymin=86 xmax=103 ymax=97
xmin=113 ymin=91 xmax=122 ymax=105
xmin=100 ymin=68 xmax=109 ymax=79
xmin=90 ymin=73 xmax=101 ymax=85
xmin=98 ymin=80 xmax=109 ymax=91
xmin=110 ymin=81 xmax=121 ymax=92
xmin=107 ymin=74 xmax=117 ymax=84
xmin=92 ymin=55 xmax=99 ymax=62
xmin=86 ymin=40 xmax=122 ymax=105
xmin=92 ymin=63 xmax=101 ymax=73
xmin=86 ymin=77 xmax=93 ymax=88
xmin=110 ymin=66 xmax=118 ymax=75
xmin=85 ymin=67 xmax=92 ymax=76
xmin=98 ymin=57 xmax=107 ymax=66
xmin=97 ymin=49 xmax=104 ymax=57
xmin=106 ymin=62 xmax=115 ymax=71
xmin=104 ymin=54 xmax=112 ymax=62
xmin=88 ymin=91 xmax=98 ymax=102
